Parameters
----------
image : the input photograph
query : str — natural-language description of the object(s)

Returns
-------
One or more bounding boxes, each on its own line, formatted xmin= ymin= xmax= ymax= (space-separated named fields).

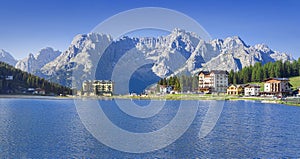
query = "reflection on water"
xmin=0 ymin=99 xmax=299 ymax=158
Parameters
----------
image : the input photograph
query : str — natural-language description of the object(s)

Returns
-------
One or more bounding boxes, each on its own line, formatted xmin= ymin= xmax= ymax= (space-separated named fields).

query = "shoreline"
xmin=0 ymin=95 xmax=72 ymax=100
xmin=1 ymin=94 xmax=299 ymax=107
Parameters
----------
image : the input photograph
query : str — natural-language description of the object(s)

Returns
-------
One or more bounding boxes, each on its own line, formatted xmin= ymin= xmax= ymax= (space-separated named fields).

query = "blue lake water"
xmin=0 ymin=98 xmax=300 ymax=158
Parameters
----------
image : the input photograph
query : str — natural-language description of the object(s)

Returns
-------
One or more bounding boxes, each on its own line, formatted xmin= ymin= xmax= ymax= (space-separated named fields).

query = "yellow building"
xmin=227 ymin=84 xmax=246 ymax=95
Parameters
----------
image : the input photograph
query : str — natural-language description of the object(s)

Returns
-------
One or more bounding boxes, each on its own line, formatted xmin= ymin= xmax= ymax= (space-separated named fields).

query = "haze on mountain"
xmin=0 ymin=28 xmax=294 ymax=94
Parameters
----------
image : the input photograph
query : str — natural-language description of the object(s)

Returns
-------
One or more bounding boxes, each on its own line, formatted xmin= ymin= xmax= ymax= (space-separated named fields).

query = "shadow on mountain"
xmin=129 ymin=64 xmax=161 ymax=94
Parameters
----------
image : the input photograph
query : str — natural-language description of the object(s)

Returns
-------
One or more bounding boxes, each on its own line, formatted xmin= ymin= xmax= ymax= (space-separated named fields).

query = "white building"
xmin=5 ymin=75 xmax=13 ymax=80
xmin=82 ymin=80 xmax=113 ymax=96
xmin=244 ymin=84 xmax=260 ymax=96
xmin=159 ymin=85 xmax=173 ymax=94
xmin=33 ymin=88 xmax=46 ymax=95
xmin=263 ymin=78 xmax=292 ymax=96
xmin=198 ymin=70 xmax=228 ymax=93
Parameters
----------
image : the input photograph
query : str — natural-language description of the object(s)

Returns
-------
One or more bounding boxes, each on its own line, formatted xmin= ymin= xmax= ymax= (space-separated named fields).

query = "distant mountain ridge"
xmin=0 ymin=28 xmax=294 ymax=93
xmin=15 ymin=47 xmax=61 ymax=73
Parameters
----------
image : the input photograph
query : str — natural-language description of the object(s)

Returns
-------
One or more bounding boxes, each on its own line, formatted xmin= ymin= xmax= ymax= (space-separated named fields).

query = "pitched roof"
xmin=198 ymin=70 xmax=228 ymax=75
xmin=264 ymin=78 xmax=289 ymax=82
xmin=211 ymin=70 xmax=228 ymax=74
xmin=198 ymin=71 xmax=210 ymax=75
xmin=228 ymin=84 xmax=248 ymax=88
xmin=245 ymin=84 xmax=260 ymax=88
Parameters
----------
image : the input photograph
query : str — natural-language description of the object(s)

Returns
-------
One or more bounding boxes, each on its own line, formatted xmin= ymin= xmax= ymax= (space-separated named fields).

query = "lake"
xmin=0 ymin=98 xmax=299 ymax=158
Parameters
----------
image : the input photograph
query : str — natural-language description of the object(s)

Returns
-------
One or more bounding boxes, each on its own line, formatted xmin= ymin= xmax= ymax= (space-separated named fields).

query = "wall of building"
xmin=198 ymin=71 xmax=228 ymax=93
xmin=245 ymin=87 xmax=260 ymax=96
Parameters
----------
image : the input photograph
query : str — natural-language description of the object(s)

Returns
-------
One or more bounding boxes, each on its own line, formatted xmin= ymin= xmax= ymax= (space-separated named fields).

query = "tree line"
xmin=0 ymin=62 xmax=72 ymax=95
xmin=157 ymin=58 xmax=300 ymax=92
xmin=157 ymin=75 xmax=198 ymax=92
xmin=228 ymin=58 xmax=300 ymax=84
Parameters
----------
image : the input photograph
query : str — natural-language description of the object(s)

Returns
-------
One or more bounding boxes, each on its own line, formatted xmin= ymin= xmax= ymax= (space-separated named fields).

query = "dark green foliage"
xmin=0 ymin=62 xmax=72 ymax=95
xmin=157 ymin=75 xmax=198 ymax=92
xmin=228 ymin=58 xmax=300 ymax=84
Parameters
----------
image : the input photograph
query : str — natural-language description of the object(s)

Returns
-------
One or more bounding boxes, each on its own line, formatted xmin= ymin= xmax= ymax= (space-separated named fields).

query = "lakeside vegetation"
xmin=157 ymin=75 xmax=198 ymax=92
xmin=154 ymin=59 xmax=300 ymax=106
xmin=228 ymin=59 xmax=300 ymax=85
xmin=157 ymin=59 xmax=300 ymax=93
xmin=0 ymin=62 xmax=72 ymax=95
xmin=110 ymin=93 xmax=300 ymax=107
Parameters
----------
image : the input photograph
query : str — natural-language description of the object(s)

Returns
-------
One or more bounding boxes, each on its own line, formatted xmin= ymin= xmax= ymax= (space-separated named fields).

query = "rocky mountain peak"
xmin=36 ymin=47 xmax=61 ymax=61
xmin=15 ymin=47 xmax=61 ymax=73
xmin=0 ymin=49 xmax=17 ymax=66
xmin=28 ymin=53 xmax=35 ymax=59
xmin=253 ymin=43 xmax=272 ymax=53
xmin=223 ymin=36 xmax=247 ymax=49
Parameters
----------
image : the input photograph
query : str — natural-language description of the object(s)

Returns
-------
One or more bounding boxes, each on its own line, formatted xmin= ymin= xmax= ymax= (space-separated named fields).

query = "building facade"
xmin=33 ymin=88 xmax=46 ymax=95
xmin=263 ymin=78 xmax=292 ymax=96
xmin=227 ymin=84 xmax=245 ymax=95
xmin=159 ymin=85 xmax=173 ymax=94
xmin=82 ymin=80 xmax=113 ymax=96
xmin=244 ymin=84 xmax=260 ymax=96
xmin=198 ymin=70 xmax=228 ymax=93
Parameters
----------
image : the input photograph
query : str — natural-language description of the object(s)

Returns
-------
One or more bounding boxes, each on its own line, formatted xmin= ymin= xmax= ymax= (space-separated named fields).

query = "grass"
xmin=289 ymin=76 xmax=300 ymax=89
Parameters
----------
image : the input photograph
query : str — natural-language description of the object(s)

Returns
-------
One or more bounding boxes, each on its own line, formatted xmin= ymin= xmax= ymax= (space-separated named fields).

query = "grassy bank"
xmin=289 ymin=76 xmax=300 ymax=89
xmin=113 ymin=94 xmax=300 ymax=107
xmin=2 ymin=93 xmax=300 ymax=107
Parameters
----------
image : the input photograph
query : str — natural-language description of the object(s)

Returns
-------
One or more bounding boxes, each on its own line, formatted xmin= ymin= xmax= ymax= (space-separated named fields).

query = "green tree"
xmin=192 ymin=76 xmax=198 ymax=91
xmin=228 ymin=70 xmax=234 ymax=84
xmin=174 ymin=78 xmax=181 ymax=91
xmin=162 ymin=78 xmax=167 ymax=86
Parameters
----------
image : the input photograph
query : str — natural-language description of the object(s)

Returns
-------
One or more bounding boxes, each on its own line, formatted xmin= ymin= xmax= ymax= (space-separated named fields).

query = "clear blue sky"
xmin=0 ymin=0 xmax=299 ymax=59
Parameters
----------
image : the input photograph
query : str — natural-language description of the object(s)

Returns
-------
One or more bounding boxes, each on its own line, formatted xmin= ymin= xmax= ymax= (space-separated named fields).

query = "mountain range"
xmin=15 ymin=47 xmax=61 ymax=74
xmin=0 ymin=28 xmax=294 ymax=94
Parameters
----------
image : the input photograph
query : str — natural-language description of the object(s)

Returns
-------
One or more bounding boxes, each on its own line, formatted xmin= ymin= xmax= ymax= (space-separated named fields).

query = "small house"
xmin=244 ymin=84 xmax=260 ymax=96
xmin=159 ymin=85 xmax=173 ymax=94
xmin=227 ymin=84 xmax=246 ymax=95
xmin=34 ymin=88 xmax=46 ymax=95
